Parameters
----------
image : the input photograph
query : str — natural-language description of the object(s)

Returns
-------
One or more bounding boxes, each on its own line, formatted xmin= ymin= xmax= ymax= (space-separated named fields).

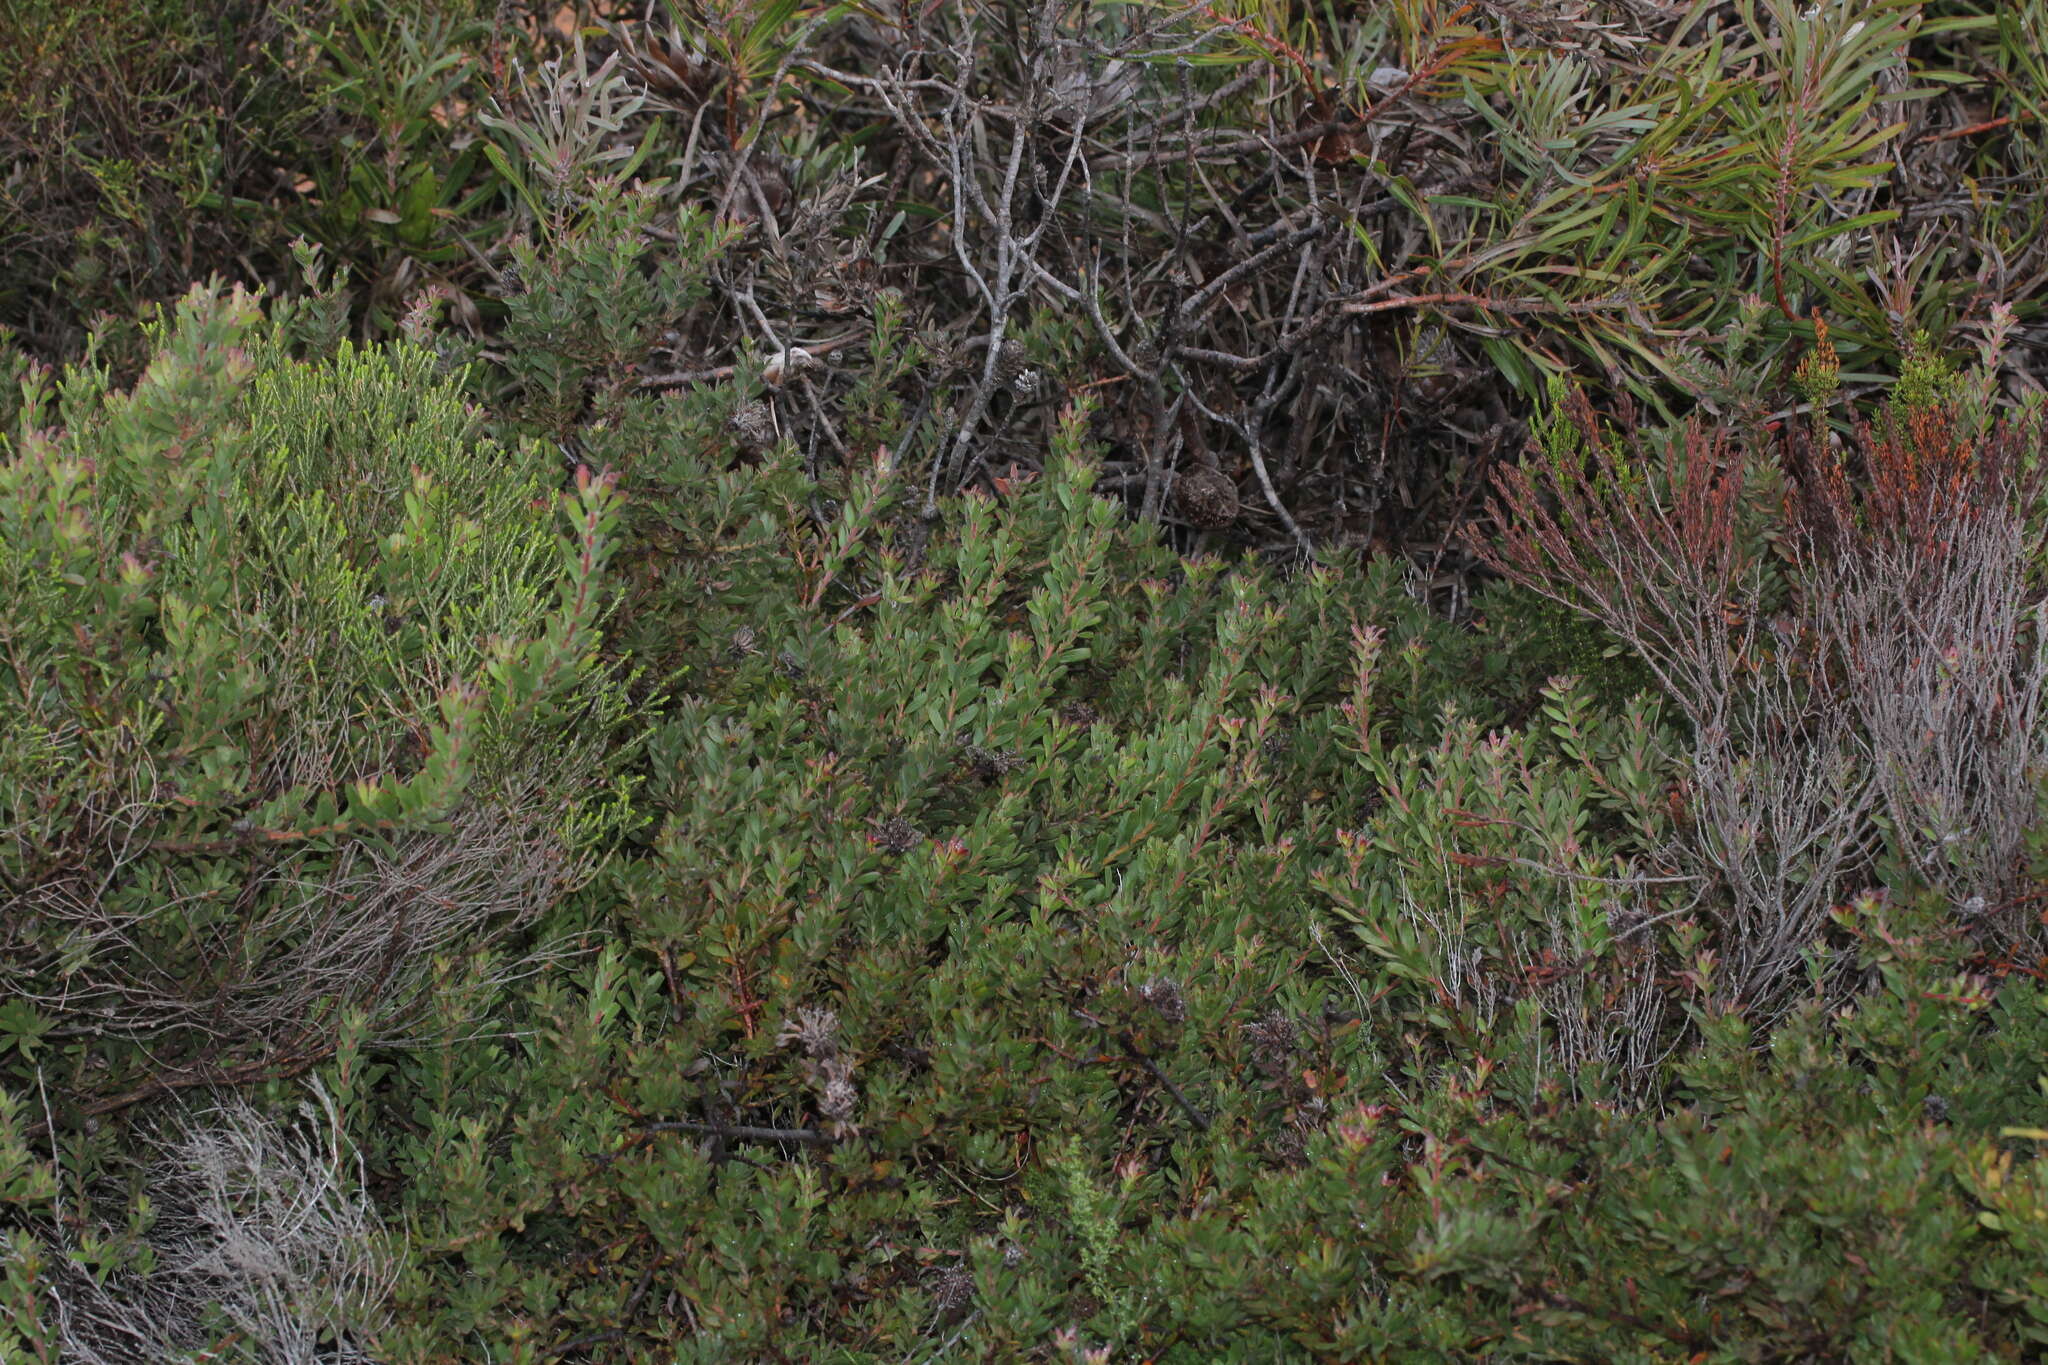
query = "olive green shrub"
xmin=6 ymin=31 xmax=2048 ymax=1352
xmin=0 ymin=282 xmax=635 ymax=1133
xmin=300 ymin=224 xmax=2044 ymax=1353
xmin=335 ymin=410 xmax=2048 ymax=1357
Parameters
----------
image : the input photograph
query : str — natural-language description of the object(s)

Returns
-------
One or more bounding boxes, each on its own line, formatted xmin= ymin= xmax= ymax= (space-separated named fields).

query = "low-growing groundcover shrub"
xmin=3 ymin=282 xmax=2048 ymax=1362
xmin=14 ymin=0 xmax=2048 ymax=1358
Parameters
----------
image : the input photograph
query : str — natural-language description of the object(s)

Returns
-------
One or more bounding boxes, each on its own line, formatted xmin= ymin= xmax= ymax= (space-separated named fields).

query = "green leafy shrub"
xmin=9 ymin=5 xmax=2048 ymax=1359
xmin=0 ymin=276 xmax=2044 ymax=1361
xmin=0 ymin=282 xmax=635 ymax=1130
xmin=326 ymin=278 xmax=2044 ymax=1355
xmin=1 ymin=0 xmax=319 ymax=352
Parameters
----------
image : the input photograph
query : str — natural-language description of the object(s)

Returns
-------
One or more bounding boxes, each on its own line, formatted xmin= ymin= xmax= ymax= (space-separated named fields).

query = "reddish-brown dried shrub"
xmin=1484 ymin=362 xmax=2048 ymax=1008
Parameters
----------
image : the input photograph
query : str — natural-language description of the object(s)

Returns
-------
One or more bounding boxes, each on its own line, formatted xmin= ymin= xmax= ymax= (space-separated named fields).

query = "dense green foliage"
xmin=4 ymin=276 xmax=2046 ymax=1361
xmin=6 ymin=1 xmax=2048 ymax=1361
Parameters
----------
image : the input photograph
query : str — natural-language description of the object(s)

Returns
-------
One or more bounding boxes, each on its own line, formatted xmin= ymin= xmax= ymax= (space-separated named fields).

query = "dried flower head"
xmin=1244 ymin=1010 xmax=1298 ymax=1079
xmin=869 ymin=815 xmax=921 ymax=854
xmin=727 ymin=401 xmax=777 ymax=454
xmin=993 ymin=337 xmax=1030 ymax=384
xmin=1269 ymin=1125 xmax=1310 ymax=1168
xmin=816 ymin=1055 xmax=859 ymax=1136
xmin=778 ymin=1005 xmax=840 ymax=1058
xmin=965 ymin=743 xmax=1025 ymax=783
xmin=1137 ymin=977 xmax=1187 ymax=1024
xmin=927 ymin=1266 xmax=976 ymax=1322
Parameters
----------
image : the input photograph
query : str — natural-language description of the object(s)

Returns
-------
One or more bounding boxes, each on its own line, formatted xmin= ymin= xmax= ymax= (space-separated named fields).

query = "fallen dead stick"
xmin=638 ymin=331 xmax=864 ymax=390
xmin=640 ymin=1118 xmax=832 ymax=1144
xmin=1918 ymin=110 xmax=2040 ymax=144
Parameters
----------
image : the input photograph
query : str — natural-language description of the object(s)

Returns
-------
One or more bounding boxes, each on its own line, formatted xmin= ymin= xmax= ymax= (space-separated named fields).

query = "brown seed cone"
xmin=993 ymin=338 xmax=1029 ymax=384
xmin=1172 ymin=467 xmax=1239 ymax=529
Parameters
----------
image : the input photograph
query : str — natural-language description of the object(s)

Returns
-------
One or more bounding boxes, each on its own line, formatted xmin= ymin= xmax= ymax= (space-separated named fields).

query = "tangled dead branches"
xmin=5 ymin=795 xmax=585 ymax=1121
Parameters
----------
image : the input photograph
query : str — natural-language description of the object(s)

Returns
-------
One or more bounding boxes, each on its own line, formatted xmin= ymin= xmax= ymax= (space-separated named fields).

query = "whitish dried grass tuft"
xmin=34 ymin=1082 xmax=393 ymax=1365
